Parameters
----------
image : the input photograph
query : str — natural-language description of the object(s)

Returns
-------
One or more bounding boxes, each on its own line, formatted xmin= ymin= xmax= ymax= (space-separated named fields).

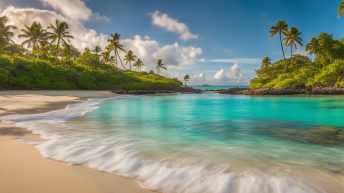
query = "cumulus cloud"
xmin=214 ymin=69 xmax=227 ymax=80
xmin=121 ymin=35 xmax=202 ymax=67
xmin=40 ymin=0 xmax=109 ymax=22
xmin=213 ymin=64 xmax=243 ymax=82
xmin=40 ymin=0 xmax=91 ymax=21
xmin=1 ymin=6 xmax=108 ymax=50
xmin=150 ymin=11 xmax=198 ymax=41
xmin=193 ymin=73 xmax=206 ymax=81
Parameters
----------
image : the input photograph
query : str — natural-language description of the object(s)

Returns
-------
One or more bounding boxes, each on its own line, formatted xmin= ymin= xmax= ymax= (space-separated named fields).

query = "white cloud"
xmin=40 ymin=0 xmax=109 ymax=22
xmin=40 ymin=0 xmax=91 ymax=21
xmin=122 ymin=36 xmax=202 ymax=67
xmin=151 ymin=11 xmax=198 ymax=41
xmin=229 ymin=64 xmax=241 ymax=79
xmin=1 ymin=6 xmax=108 ymax=50
xmin=213 ymin=64 xmax=243 ymax=82
xmin=214 ymin=69 xmax=227 ymax=80
xmin=193 ymin=73 xmax=206 ymax=81
xmin=201 ymin=58 xmax=260 ymax=65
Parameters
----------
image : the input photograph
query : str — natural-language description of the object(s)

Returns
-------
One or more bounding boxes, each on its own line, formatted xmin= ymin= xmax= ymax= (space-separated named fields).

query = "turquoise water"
xmin=3 ymin=94 xmax=344 ymax=193
xmin=192 ymin=85 xmax=248 ymax=90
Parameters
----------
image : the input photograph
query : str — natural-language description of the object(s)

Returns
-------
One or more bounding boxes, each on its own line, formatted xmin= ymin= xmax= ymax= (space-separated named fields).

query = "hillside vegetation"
xmin=250 ymin=32 xmax=344 ymax=89
xmin=0 ymin=53 xmax=182 ymax=90
xmin=0 ymin=16 xmax=182 ymax=90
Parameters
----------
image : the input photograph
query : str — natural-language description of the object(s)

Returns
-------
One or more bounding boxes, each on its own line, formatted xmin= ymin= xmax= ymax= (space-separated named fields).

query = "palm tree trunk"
xmin=116 ymin=50 xmax=126 ymax=69
xmin=279 ymin=32 xmax=286 ymax=59
xmin=290 ymin=46 xmax=293 ymax=68
xmin=114 ymin=51 xmax=118 ymax=67
xmin=54 ymin=38 xmax=60 ymax=64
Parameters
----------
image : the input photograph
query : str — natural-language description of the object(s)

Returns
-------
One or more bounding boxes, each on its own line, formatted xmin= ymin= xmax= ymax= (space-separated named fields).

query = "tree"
xmin=47 ymin=19 xmax=73 ymax=63
xmin=338 ymin=0 xmax=344 ymax=18
xmin=184 ymin=74 xmax=190 ymax=87
xmin=106 ymin=33 xmax=126 ymax=69
xmin=124 ymin=50 xmax=136 ymax=70
xmin=133 ymin=58 xmax=144 ymax=71
xmin=284 ymin=27 xmax=303 ymax=66
xmin=270 ymin=20 xmax=289 ymax=59
xmin=61 ymin=42 xmax=80 ymax=60
xmin=94 ymin=45 xmax=102 ymax=56
xmin=0 ymin=16 xmax=17 ymax=53
xmin=156 ymin=59 xmax=167 ymax=74
xmin=18 ymin=21 xmax=48 ymax=58
xmin=306 ymin=33 xmax=344 ymax=65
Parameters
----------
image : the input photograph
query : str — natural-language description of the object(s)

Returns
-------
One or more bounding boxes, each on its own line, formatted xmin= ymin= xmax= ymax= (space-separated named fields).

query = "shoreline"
xmin=0 ymin=90 xmax=155 ymax=193
xmin=215 ymin=87 xmax=344 ymax=95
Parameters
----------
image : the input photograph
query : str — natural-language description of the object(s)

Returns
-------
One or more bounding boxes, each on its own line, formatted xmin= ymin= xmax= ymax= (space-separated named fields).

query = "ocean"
xmin=2 ymin=93 xmax=344 ymax=193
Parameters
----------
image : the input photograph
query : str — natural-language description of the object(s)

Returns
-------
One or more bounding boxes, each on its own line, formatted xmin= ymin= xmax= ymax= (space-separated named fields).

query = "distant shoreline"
xmin=215 ymin=87 xmax=344 ymax=95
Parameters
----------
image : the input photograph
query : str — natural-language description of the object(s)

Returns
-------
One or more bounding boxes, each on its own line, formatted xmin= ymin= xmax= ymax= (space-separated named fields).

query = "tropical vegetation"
xmin=0 ymin=16 xmax=182 ymax=90
xmin=250 ymin=18 xmax=344 ymax=89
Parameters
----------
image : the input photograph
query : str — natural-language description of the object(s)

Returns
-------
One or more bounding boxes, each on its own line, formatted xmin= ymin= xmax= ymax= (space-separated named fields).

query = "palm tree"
xmin=124 ymin=50 xmax=136 ymax=70
xmin=18 ymin=21 xmax=48 ymax=58
xmin=184 ymin=74 xmax=190 ymax=87
xmin=106 ymin=33 xmax=126 ymax=69
xmin=133 ymin=58 xmax=144 ymax=71
xmin=284 ymin=27 xmax=303 ymax=67
xmin=47 ymin=19 xmax=73 ymax=62
xmin=338 ymin=0 xmax=344 ymax=18
xmin=94 ymin=45 xmax=102 ymax=55
xmin=262 ymin=57 xmax=272 ymax=68
xmin=0 ymin=16 xmax=17 ymax=52
xmin=270 ymin=20 xmax=289 ymax=59
xmin=156 ymin=59 xmax=167 ymax=74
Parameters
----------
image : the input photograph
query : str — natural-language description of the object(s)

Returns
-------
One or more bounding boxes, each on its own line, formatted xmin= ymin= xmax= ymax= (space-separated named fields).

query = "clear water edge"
xmin=1 ymin=94 xmax=344 ymax=193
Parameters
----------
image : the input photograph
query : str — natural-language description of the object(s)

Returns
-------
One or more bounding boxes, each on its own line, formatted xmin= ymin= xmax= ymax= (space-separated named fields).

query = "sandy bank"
xmin=0 ymin=90 xmax=155 ymax=193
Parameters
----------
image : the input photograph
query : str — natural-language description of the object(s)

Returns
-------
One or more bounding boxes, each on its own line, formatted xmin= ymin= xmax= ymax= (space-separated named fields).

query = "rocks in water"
xmin=217 ymin=87 xmax=344 ymax=95
xmin=263 ymin=126 xmax=344 ymax=146
xmin=112 ymin=87 xmax=202 ymax=95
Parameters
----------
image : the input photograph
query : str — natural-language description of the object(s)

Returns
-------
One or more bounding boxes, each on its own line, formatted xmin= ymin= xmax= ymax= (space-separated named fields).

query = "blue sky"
xmin=1 ymin=0 xmax=344 ymax=85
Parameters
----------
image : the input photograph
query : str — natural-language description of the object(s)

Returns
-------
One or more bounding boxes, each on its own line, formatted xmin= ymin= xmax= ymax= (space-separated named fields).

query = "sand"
xmin=0 ymin=90 xmax=155 ymax=193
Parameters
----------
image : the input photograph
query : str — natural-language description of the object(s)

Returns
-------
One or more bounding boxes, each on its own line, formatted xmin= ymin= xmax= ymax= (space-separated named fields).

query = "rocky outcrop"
xmin=112 ymin=87 xmax=202 ymax=95
xmin=217 ymin=87 xmax=344 ymax=95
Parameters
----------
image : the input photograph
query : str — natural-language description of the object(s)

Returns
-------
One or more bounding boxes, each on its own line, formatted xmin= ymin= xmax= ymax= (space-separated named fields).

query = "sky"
xmin=1 ymin=0 xmax=344 ymax=85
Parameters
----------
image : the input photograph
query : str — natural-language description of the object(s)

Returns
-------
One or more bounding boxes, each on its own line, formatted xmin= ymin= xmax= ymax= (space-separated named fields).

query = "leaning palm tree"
xmin=270 ymin=20 xmax=289 ymax=59
xmin=156 ymin=59 xmax=167 ymax=74
xmin=124 ymin=50 xmax=136 ymax=70
xmin=106 ymin=33 xmax=126 ymax=69
xmin=338 ymin=0 xmax=344 ymax=18
xmin=184 ymin=74 xmax=190 ymax=87
xmin=94 ymin=45 xmax=102 ymax=56
xmin=0 ymin=16 xmax=17 ymax=52
xmin=18 ymin=21 xmax=48 ymax=58
xmin=284 ymin=27 xmax=303 ymax=67
xmin=133 ymin=58 xmax=144 ymax=71
xmin=47 ymin=19 xmax=73 ymax=62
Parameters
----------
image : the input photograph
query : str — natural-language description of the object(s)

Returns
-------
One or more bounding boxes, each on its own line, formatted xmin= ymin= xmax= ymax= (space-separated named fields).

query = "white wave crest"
xmin=0 ymin=97 xmax=324 ymax=193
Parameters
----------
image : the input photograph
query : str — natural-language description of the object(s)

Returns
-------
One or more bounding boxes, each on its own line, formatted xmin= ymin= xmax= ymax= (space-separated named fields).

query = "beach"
xmin=0 ymin=91 xmax=155 ymax=193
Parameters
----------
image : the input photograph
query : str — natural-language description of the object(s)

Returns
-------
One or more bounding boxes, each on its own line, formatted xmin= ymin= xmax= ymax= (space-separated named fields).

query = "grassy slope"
xmin=249 ymin=55 xmax=344 ymax=89
xmin=0 ymin=54 xmax=182 ymax=90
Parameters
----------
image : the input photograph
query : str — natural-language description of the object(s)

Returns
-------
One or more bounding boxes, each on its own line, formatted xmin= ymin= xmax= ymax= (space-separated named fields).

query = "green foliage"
xmin=306 ymin=33 xmax=344 ymax=65
xmin=251 ymin=32 xmax=344 ymax=89
xmin=0 ymin=54 xmax=182 ymax=90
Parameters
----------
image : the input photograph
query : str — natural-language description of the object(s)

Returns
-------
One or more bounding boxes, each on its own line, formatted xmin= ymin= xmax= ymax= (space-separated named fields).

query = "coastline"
xmin=0 ymin=90 xmax=155 ymax=193
xmin=215 ymin=87 xmax=344 ymax=95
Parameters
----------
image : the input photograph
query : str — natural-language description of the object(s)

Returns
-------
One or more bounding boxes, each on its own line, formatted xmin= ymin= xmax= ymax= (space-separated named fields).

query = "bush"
xmin=0 ymin=54 xmax=182 ymax=90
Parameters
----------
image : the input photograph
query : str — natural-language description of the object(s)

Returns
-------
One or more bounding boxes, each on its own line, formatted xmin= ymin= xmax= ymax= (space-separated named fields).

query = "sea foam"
xmin=0 ymin=97 xmax=324 ymax=193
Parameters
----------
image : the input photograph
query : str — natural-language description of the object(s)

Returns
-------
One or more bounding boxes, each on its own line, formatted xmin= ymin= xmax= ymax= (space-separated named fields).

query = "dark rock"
xmin=216 ymin=87 xmax=344 ymax=95
xmin=112 ymin=87 xmax=202 ymax=95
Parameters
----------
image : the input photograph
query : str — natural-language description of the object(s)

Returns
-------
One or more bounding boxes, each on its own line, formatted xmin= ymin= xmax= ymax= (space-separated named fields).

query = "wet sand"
xmin=0 ymin=90 xmax=155 ymax=193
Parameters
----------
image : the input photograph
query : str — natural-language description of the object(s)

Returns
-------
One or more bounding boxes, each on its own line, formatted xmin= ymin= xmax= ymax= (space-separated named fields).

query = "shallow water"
xmin=2 ymin=94 xmax=344 ymax=193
